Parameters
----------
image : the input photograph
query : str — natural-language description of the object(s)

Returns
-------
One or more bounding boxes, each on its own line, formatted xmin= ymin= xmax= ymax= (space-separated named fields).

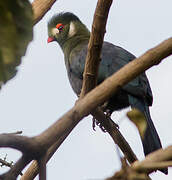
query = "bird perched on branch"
xmin=47 ymin=12 xmax=167 ymax=174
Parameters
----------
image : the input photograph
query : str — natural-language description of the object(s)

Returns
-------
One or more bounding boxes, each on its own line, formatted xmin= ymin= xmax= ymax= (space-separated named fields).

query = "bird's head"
xmin=47 ymin=12 xmax=90 ymax=48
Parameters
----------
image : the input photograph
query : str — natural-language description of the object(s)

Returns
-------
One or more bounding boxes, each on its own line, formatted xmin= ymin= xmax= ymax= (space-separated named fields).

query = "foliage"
xmin=127 ymin=108 xmax=147 ymax=139
xmin=0 ymin=0 xmax=33 ymax=88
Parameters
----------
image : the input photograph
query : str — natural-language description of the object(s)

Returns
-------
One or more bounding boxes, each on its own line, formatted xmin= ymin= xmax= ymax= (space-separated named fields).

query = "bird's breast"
xmin=67 ymin=67 xmax=83 ymax=96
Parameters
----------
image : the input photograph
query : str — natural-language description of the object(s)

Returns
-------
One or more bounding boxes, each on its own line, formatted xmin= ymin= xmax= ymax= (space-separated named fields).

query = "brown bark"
xmin=80 ymin=0 xmax=113 ymax=97
xmin=106 ymin=146 xmax=172 ymax=180
xmin=20 ymin=128 xmax=70 ymax=180
xmin=32 ymin=0 xmax=57 ymax=25
xmin=133 ymin=145 xmax=172 ymax=172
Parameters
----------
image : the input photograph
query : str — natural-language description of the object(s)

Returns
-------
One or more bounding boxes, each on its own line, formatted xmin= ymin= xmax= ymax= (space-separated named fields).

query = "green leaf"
xmin=127 ymin=108 xmax=147 ymax=139
xmin=0 ymin=0 xmax=33 ymax=88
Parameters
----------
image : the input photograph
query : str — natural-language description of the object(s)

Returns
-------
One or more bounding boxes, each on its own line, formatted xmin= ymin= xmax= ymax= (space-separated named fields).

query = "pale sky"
xmin=0 ymin=0 xmax=172 ymax=179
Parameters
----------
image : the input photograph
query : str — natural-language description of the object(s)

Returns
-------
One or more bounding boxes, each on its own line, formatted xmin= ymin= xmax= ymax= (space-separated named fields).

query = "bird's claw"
xmin=92 ymin=117 xmax=96 ymax=131
xmin=92 ymin=109 xmax=119 ymax=132
xmin=92 ymin=117 xmax=107 ymax=132
xmin=105 ymin=109 xmax=112 ymax=118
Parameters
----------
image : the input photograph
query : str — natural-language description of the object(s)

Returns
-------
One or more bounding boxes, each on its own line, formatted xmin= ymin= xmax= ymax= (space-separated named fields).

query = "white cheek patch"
xmin=51 ymin=28 xmax=59 ymax=36
xmin=68 ymin=22 xmax=76 ymax=37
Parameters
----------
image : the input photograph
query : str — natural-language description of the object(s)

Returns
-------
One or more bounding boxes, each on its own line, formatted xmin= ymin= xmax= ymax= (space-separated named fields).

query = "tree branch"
xmin=80 ymin=0 xmax=112 ymax=97
xmin=0 ymin=134 xmax=45 ymax=157
xmin=38 ymin=156 xmax=46 ymax=180
xmin=0 ymin=158 xmax=13 ymax=169
xmin=20 ymin=131 xmax=69 ymax=180
xmin=0 ymin=155 xmax=31 ymax=180
xmin=133 ymin=145 xmax=172 ymax=173
xmin=107 ymin=146 xmax=172 ymax=180
xmin=32 ymin=0 xmax=57 ymax=25
xmin=2 ymin=131 xmax=22 ymax=135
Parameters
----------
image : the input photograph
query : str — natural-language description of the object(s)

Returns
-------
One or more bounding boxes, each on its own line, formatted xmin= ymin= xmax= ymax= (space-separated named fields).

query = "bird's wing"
xmin=68 ymin=43 xmax=87 ymax=79
xmin=99 ymin=41 xmax=153 ymax=105
xmin=68 ymin=41 xmax=152 ymax=105
xmin=66 ymin=42 xmax=88 ymax=95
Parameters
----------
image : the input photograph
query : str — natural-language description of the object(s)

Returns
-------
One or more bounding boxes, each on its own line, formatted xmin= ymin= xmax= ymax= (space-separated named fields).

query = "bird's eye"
xmin=56 ymin=23 xmax=64 ymax=31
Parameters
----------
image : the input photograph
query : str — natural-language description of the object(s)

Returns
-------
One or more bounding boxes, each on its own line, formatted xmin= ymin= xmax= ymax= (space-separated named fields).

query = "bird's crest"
xmin=48 ymin=12 xmax=81 ymax=28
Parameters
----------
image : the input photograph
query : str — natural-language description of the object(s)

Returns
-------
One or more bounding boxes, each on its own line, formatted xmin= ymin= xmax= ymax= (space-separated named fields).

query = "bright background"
xmin=0 ymin=0 xmax=172 ymax=179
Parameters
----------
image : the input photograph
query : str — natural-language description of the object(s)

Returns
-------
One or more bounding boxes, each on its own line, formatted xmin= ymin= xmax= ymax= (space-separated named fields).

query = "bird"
xmin=47 ymin=12 xmax=167 ymax=174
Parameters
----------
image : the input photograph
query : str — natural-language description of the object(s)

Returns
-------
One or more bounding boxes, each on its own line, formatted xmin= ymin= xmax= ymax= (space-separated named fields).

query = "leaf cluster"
xmin=0 ymin=0 xmax=33 ymax=88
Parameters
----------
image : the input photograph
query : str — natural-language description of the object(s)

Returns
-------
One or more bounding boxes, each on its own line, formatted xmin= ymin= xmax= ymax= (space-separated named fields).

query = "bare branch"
xmin=0 ymin=134 xmax=45 ymax=157
xmin=133 ymin=145 xmax=172 ymax=173
xmin=20 ymin=127 xmax=71 ymax=180
xmin=32 ymin=0 xmax=57 ymax=25
xmin=134 ymin=161 xmax=172 ymax=172
xmin=0 ymin=155 xmax=31 ymax=180
xmin=0 ymin=157 xmax=13 ymax=169
xmin=2 ymin=131 xmax=22 ymax=135
xmin=107 ymin=146 xmax=172 ymax=180
xmin=38 ymin=156 xmax=46 ymax=180
xmin=80 ymin=0 xmax=113 ymax=97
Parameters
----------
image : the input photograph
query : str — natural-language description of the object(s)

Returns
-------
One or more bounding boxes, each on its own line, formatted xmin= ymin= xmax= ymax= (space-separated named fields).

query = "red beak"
xmin=47 ymin=37 xmax=55 ymax=43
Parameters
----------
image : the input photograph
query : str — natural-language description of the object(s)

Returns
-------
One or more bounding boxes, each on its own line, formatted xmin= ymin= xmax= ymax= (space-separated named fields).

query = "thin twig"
xmin=0 ymin=134 xmax=45 ymax=156
xmin=2 ymin=131 xmax=22 ymax=135
xmin=0 ymin=157 xmax=13 ymax=168
xmin=0 ymin=155 xmax=31 ymax=180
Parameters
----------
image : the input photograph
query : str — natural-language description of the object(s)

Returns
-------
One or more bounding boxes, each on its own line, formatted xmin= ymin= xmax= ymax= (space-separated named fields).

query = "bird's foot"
xmin=105 ymin=109 xmax=112 ymax=119
xmin=92 ymin=109 xmax=119 ymax=132
xmin=92 ymin=117 xmax=106 ymax=132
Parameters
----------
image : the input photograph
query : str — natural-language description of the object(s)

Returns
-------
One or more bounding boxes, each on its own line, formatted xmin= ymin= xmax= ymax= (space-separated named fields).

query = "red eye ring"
xmin=56 ymin=23 xmax=64 ymax=31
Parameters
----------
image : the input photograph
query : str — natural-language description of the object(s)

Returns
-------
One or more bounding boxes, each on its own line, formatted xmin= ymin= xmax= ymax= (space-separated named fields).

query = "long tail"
xmin=128 ymin=95 xmax=168 ymax=174
xmin=142 ymin=105 xmax=162 ymax=155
